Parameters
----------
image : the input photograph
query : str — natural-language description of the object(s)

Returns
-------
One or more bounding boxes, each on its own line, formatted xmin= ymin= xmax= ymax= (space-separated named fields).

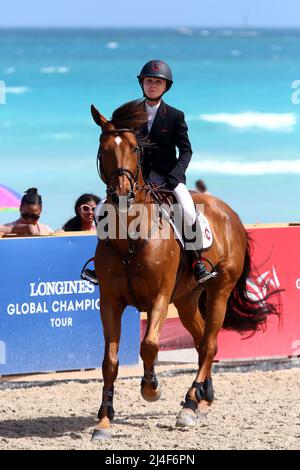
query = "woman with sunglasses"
xmin=0 ymin=187 xmax=53 ymax=236
xmin=62 ymin=193 xmax=100 ymax=232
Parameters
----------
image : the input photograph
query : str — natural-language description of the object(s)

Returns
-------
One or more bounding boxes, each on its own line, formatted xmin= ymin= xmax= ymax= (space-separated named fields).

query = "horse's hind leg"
xmin=140 ymin=295 xmax=169 ymax=402
xmin=92 ymin=295 xmax=125 ymax=441
xmin=174 ymin=291 xmax=214 ymax=424
xmin=177 ymin=276 xmax=236 ymax=427
xmin=173 ymin=290 xmax=205 ymax=352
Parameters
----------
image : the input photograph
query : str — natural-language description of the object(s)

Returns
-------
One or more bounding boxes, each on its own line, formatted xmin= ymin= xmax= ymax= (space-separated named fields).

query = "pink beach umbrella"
xmin=0 ymin=184 xmax=21 ymax=213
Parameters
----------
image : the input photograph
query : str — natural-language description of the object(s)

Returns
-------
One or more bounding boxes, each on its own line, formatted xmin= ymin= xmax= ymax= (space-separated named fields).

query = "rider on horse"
xmin=81 ymin=60 xmax=215 ymax=285
xmin=137 ymin=59 xmax=215 ymax=283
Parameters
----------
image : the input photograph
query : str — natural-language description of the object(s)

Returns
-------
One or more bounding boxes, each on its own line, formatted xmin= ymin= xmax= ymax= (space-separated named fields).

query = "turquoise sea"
xmin=0 ymin=28 xmax=300 ymax=228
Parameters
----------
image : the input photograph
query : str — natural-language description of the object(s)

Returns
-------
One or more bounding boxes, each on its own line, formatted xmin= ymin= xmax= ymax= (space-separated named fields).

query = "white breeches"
xmin=149 ymin=170 xmax=196 ymax=226
xmin=173 ymin=183 xmax=196 ymax=226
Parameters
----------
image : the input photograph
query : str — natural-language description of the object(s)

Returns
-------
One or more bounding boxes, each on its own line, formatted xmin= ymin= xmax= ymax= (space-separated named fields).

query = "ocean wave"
xmin=40 ymin=66 xmax=70 ymax=74
xmin=52 ymin=133 xmax=75 ymax=140
xmin=189 ymin=158 xmax=300 ymax=175
xmin=6 ymin=86 xmax=31 ymax=95
xmin=239 ymin=30 xmax=259 ymax=37
xmin=230 ymin=49 xmax=242 ymax=56
xmin=1 ymin=121 xmax=12 ymax=128
xmin=187 ymin=112 xmax=296 ymax=131
xmin=177 ymin=27 xmax=194 ymax=36
xmin=106 ymin=42 xmax=119 ymax=49
xmin=3 ymin=67 xmax=15 ymax=74
xmin=220 ymin=30 xmax=233 ymax=36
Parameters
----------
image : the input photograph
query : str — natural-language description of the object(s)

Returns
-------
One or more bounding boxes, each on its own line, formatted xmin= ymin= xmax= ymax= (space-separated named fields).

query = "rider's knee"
xmin=183 ymin=209 xmax=196 ymax=227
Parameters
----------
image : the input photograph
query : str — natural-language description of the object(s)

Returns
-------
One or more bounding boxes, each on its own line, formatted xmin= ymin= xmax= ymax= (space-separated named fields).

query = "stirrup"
xmin=198 ymin=271 xmax=218 ymax=284
xmin=80 ymin=257 xmax=98 ymax=285
xmin=192 ymin=257 xmax=218 ymax=284
xmin=81 ymin=268 xmax=98 ymax=285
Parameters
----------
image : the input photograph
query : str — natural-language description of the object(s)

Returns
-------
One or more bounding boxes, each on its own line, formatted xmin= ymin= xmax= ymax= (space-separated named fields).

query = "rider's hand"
xmin=165 ymin=175 xmax=178 ymax=190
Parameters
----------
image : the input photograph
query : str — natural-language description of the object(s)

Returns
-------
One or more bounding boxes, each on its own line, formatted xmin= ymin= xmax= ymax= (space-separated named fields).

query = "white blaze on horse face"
xmin=114 ymin=136 xmax=123 ymax=165
xmin=114 ymin=135 xmax=125 ymax=190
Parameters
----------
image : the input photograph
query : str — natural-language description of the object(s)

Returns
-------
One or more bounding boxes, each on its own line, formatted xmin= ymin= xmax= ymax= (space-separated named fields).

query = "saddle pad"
xmin=197 ymin=211 xmax=213 ymax=249
xmin=167 ymin=209 xmax=213 ymax=250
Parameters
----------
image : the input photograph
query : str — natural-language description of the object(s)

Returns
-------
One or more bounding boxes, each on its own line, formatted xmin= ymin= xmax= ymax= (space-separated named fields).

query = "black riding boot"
xmin=188 ymin=218 xmax=217 ymax=284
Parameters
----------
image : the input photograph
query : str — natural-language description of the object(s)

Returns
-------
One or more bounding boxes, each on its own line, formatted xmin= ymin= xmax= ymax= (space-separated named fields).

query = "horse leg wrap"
xmin=203 ymin=377 xmax=214 ymax=402
xmin=141 ymin=369 xmax=159 ymax=391
xmin=181 ymin=381 xmax=205 ymax=411
xmin=98 ymin=386 xmax=115 ymax=421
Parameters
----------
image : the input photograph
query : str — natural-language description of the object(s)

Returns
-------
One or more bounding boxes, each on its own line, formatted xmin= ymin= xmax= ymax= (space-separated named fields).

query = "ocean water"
xmin=0 ymin=27 xmax=300 ymax=229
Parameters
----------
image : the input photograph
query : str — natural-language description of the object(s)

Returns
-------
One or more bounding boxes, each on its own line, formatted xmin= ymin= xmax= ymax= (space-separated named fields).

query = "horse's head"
xmin=91 ymin=100 xmax=147 ymax=210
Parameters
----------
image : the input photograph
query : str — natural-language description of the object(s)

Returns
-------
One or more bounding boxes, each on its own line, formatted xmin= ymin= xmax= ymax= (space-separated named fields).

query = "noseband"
xmin=97 ymin=127 xmax=143 ymax=198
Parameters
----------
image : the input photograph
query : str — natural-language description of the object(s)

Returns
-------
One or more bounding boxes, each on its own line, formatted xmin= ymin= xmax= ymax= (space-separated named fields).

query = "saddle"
xmin=146 ymin=181 xmax=213 ymax=250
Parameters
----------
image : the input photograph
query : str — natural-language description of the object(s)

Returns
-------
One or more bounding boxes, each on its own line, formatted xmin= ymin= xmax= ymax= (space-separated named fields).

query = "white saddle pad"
xmin=197 ymin=211 xmax=213 ymax=249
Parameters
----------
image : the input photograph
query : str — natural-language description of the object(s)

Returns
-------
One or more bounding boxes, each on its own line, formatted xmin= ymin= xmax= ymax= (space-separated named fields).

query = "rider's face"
xmin=143 ymin=77 xmax=167 ymax=101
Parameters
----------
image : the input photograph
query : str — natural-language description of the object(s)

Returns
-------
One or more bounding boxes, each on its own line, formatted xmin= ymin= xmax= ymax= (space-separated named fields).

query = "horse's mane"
xmin=111 ymin=99 xmax=148 ymax=130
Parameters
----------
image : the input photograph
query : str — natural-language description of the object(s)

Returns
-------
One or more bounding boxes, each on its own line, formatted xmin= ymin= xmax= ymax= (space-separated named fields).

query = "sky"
xmin=1 ymin=0 xmax=300 ymax=27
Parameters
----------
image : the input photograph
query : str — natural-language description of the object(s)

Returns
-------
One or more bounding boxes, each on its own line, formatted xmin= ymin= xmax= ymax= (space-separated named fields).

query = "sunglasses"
xmin=79 ymin=204 xmax=96 ymax=214
xmin=21 ymin=212 xmax=40 ymax=221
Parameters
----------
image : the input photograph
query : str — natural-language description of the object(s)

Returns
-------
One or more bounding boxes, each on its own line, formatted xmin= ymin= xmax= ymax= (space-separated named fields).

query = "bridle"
xmin=95 ymin=126 xmax=174 ymax=311
xmin=97 ymin=127 xmax=143 ymax=199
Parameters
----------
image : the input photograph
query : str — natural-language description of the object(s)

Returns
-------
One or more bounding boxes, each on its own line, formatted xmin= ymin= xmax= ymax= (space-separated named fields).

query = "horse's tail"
xmin=222 ymin=231 xmax=283 ymax=334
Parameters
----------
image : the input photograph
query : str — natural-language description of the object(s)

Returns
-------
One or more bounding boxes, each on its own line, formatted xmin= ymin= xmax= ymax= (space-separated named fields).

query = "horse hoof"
xmin=176 ymin=409 xmax=198 ymax=427
xmin=91 ymin=429 xmax=112 ymax=441
xmin=141 ymin=384 xmax=162 ymax=402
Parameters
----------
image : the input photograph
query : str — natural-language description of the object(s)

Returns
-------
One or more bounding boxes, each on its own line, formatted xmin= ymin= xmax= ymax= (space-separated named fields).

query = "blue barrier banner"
xmin=0 ymin=235 xmax=140 ymax=375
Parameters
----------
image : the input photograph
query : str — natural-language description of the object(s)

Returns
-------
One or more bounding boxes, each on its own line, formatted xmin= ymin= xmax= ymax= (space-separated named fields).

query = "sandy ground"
xmin=0 ymin=365 xmax=299 ymax=450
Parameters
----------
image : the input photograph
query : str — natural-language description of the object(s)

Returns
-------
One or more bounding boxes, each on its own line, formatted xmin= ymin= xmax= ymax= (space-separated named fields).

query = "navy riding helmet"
xmin=137 ymin=60 xmax=173 ymax=91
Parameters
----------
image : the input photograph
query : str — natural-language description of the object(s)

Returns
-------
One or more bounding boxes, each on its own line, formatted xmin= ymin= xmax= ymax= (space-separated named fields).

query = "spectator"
xmin=195 ymin=179 xmax=209 ymax=194
xmin=0 ymin=187 xmax=53 ymax=236
xmin=63 ymin=193 xmax=100 ymax=232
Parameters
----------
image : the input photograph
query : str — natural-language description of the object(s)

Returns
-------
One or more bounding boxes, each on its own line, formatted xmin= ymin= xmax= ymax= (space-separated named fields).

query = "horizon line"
xmin=1 ymin=25 xmax=300 ymax=29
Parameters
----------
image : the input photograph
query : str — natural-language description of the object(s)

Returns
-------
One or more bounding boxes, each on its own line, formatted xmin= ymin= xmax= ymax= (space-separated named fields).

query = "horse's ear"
xmin=91 ymin=104 xmax=107 ymax=128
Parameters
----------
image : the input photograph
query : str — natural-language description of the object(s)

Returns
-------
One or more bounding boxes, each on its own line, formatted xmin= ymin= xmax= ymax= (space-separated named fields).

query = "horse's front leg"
xmin=92 ymin=295 xmax=125 ymax=441
xmin=140 ymin=294 xmax=169 ymax=402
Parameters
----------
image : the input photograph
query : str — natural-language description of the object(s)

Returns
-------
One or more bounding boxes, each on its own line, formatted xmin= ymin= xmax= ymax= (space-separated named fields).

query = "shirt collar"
xmin=145 ymin=101 xmax=161 ymax=113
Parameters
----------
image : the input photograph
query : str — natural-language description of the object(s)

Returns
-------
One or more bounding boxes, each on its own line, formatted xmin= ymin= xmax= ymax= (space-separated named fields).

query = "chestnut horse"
xmin=90 ymin=100 xmax=280 ymax=440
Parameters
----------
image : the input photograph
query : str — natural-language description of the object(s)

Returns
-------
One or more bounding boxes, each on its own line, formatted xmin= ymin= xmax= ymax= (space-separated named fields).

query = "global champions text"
xmin=6 ymin=281 xmax=100 ymax=328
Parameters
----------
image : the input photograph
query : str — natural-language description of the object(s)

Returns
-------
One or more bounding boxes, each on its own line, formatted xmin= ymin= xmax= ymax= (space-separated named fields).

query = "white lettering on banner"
xmin=296 ymin=279 xmax=300 ymax=290
xmin=50 ymin=317 xmax=73 ymax=328
xmin=7 ymin=298 xmax=100 ymax=316
xmin=246 ymin=266 xmax=280 ymax=302
xmin=51 ymin=298 xmax=100 ymax=313
xmin=7 ymin=302 xmax=49 ymax=315
xmin=6 ymin=280 xmax=100 ymax=332
xmin=30 ymin=280 xmax=94 ymax=297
